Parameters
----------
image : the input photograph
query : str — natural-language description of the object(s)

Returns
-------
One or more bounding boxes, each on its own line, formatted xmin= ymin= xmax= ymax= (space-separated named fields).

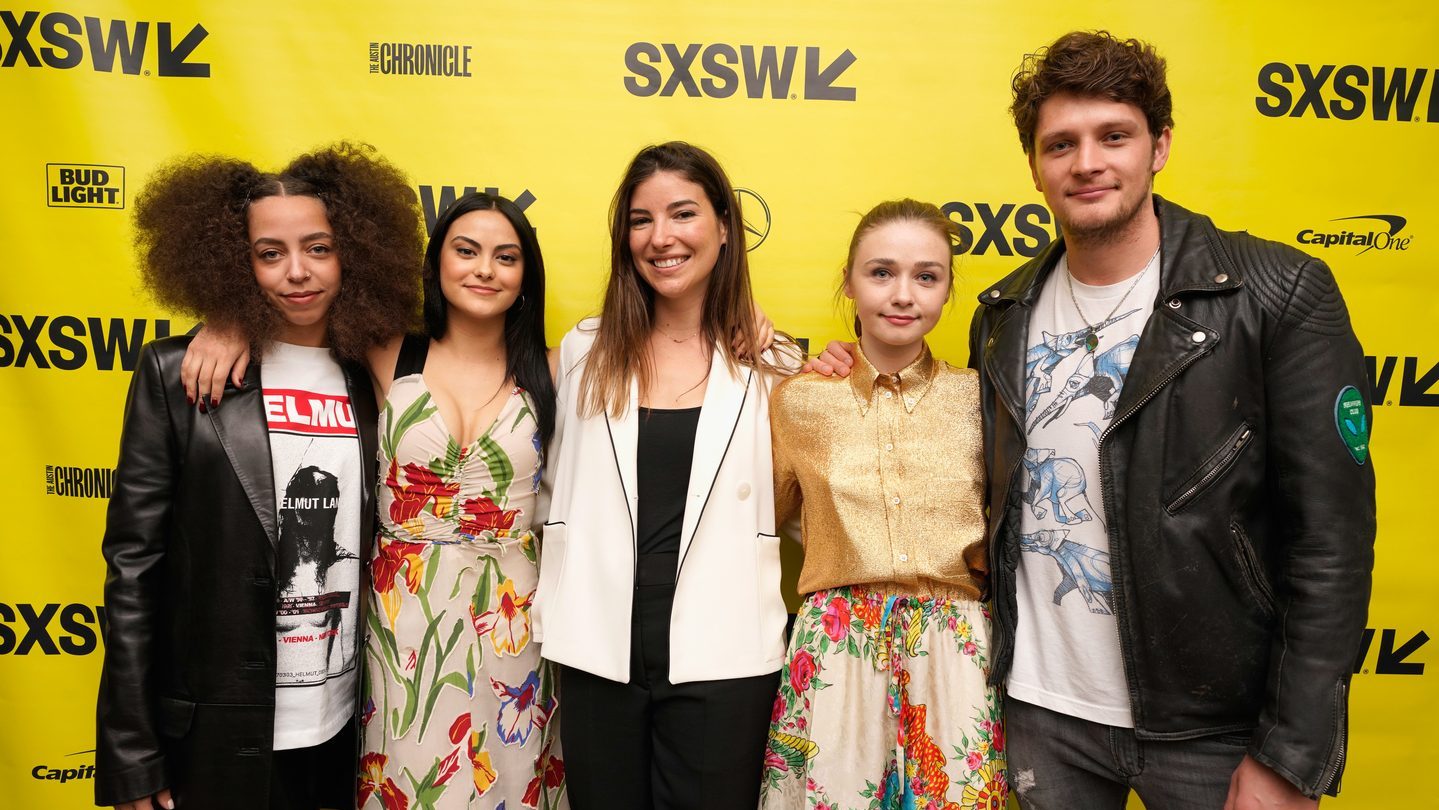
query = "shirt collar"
xmin=849 ymin=342 xmax=937 ymax=415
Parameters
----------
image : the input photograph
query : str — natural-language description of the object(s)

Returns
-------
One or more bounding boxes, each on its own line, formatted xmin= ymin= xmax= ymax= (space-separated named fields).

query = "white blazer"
xmin=535 ymin=319 xmax=787 ymax=684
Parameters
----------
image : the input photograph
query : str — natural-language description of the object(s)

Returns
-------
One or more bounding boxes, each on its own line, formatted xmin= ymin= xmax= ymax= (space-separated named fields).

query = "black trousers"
xmin=560 ymin=554 xmax=779 ymax=809
xmin=268 ymin=721 xmax=355 ymax=810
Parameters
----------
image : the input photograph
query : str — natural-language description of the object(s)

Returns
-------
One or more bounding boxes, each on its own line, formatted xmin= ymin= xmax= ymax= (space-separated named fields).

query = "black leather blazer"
xmin=95 ymin=336 xmax=378 ymax=808
xmin=969 ymin=197 xmax=1376 ymax=799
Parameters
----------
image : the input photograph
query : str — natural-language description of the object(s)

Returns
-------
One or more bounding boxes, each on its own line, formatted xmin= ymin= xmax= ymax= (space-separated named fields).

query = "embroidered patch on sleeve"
xmin=1334 ymin=385 xmax=1369 ymax=465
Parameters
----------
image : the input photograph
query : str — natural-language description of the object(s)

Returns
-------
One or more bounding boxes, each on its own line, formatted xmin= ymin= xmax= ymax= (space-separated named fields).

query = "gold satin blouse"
xmin=770 ymin=342 xmax=988 ymax=600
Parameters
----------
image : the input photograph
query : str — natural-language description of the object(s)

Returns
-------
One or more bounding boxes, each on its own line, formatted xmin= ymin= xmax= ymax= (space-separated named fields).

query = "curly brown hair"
xmin=133 ymin=142 xmax=423 ymax=360
xmin=1010 ymin=31 xmax=1174 ymax=155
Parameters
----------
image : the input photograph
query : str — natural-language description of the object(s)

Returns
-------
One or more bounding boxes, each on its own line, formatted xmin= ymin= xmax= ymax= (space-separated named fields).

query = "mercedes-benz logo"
xmin=734 ymin=187 xmax=771 ymax=252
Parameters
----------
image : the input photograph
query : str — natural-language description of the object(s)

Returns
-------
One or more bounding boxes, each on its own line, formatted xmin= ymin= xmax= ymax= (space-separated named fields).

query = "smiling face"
xmin=437 ymin=209 xmax=524 ymax=325
xmin=844 ymin=219 xmax=952 ymax=362
xmin=248 ymin=194 xmax=340 ymax=347
xmin=1029 ymin=92 xmax=1171 ymax=245
xmin=626 ymin=170 xmax=727 ymax=306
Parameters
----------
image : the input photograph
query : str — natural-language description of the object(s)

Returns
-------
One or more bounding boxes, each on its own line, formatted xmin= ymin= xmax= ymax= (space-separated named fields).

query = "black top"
xmin=635 ymin=406 xmax=701 ymax=558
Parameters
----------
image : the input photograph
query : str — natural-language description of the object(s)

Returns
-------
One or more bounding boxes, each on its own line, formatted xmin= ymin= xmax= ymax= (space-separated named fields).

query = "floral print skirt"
xmin=760 ymin=586 xmax=1007 ymax=810
xmin=360 ymin=532 xmax=566 ymax=809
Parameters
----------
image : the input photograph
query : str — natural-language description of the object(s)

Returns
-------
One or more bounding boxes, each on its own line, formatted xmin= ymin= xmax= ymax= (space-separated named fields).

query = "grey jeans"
xmin=1006 ymin=696 xmax=1250 ymax=810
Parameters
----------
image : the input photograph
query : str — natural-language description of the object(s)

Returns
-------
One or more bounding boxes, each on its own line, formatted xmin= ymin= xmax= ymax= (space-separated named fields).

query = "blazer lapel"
xmin=345 ymin=362 xmax=380 ymax=561
xmin=678 ymin=351 xmax=750 ymax=565
xmin=207 ymin=364 xmax=278 ymax=549
xmin=604 ymin=375 xmax=641 ymax=543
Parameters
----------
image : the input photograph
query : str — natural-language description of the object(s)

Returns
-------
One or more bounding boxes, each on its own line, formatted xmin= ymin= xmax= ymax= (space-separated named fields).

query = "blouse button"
xmin=892 ymin=496 xmax=901 ymax=506
xmin=883 ymin=390 xmax=893 ymax=399
xmin=898 ymin=553 xmax=909 ymax=563
xmin=885 ymin=442 xmax=894 ymax=451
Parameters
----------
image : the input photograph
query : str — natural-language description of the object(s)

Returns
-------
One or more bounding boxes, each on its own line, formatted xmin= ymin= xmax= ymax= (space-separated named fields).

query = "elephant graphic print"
xmin=1007 ymin=252 xmax=1160 ymax=729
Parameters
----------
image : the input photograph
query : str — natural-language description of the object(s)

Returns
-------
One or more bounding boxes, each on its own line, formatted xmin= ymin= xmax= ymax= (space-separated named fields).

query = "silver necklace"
xmin=1066 ymin=246 xmax=1159 ymax=353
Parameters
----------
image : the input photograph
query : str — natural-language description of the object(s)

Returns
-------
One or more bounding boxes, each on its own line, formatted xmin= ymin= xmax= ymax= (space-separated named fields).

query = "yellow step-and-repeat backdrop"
xmin=1 ymin=1 xmax=1432 ymax=806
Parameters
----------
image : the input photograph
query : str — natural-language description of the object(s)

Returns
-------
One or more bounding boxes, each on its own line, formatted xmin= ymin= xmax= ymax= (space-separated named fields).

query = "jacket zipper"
xmin=1319 ymin=681 xmax=1347 ymax=794
xmin=1166 ymin=425 xmax=1253 ymax=513
xmin=1229 ymin=523 xmax=1276 ymax=616
xmin=1098 ymin=344 xmax=1210 ymax=721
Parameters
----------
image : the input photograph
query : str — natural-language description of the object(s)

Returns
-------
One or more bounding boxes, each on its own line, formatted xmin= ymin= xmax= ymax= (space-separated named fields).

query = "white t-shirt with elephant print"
xmin=1007 ymin=252 xmax=1160 ymax=728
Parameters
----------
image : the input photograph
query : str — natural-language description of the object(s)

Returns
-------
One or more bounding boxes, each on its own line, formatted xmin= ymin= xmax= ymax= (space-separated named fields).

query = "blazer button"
xmin=737 ymin=482 xmax=752 ymax=500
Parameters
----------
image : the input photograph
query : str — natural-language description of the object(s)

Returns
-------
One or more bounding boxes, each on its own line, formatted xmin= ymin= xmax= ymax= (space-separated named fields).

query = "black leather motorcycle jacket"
xmin=968 ymin=196 xmax=1376 ymax=798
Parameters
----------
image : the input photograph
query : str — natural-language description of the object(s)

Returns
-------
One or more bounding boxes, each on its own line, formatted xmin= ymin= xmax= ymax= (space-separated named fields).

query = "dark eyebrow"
xmin=453 ymin=235 xmax=522 ymax=252
xmin=666 ymin=199 xmax=700 ymax=211
xmin=299 ymin=231 xmax=332 ymax=243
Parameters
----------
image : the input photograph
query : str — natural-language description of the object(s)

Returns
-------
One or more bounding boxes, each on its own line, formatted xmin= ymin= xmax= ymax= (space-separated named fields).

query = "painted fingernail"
xmin=210 ymin=396 xmax=219 ymax=408
xmin=187 ymin=394 xmax=194 ymax=405
xmin=198 ymin=401 xmax=208 ymax=414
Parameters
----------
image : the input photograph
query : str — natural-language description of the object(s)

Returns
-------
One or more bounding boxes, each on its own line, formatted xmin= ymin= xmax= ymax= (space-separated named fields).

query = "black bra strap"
xmin=392 ymin=334 xmax=430 ymax=381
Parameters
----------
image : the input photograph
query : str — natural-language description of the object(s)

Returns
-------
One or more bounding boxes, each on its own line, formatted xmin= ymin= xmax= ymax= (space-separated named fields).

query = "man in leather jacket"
xmin=968 ymin=31 xmax=1376 ymax=810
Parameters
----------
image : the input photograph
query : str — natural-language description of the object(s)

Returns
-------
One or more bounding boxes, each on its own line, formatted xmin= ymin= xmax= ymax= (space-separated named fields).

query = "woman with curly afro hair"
xmin=167 ymin=180 xmax=567 ymax=804
xmin=96 ymin=143 xmax=423 ymax=810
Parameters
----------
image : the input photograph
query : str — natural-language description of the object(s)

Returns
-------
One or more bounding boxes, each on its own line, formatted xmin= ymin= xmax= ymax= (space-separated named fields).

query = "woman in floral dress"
xmin=359 ymin=192 xmax=565 ymax=809
xmin=760 ymin=200 xmax=1008 ymax=810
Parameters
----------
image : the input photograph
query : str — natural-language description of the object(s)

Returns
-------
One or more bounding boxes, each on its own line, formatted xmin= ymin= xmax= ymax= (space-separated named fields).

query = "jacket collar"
xmin=976 ymin=195 xmax=1244 ymax=309
xmin=850 ymin=342 xmax=937 ymax=416
xmin=206 ymin=351 xmax=379 ymax=557
xmin=208 ymin=358 xmax=278 ymax=549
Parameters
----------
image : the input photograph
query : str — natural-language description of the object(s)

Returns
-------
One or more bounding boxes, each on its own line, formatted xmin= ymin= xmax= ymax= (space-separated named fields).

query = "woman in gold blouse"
xmin=759 ymin=200 xmax=1008 ymax=809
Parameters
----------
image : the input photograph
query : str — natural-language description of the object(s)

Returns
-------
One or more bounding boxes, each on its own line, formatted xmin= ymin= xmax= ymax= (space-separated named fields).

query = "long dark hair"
xmin=580 ymin=141 xmax=765 ymax=418
xmin=422 ymin=192 xmax=556 ymax=447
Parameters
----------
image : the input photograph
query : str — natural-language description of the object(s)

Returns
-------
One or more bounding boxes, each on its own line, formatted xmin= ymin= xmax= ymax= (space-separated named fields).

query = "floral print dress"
xmin=360 ymin=375 xmax=564 ymax=809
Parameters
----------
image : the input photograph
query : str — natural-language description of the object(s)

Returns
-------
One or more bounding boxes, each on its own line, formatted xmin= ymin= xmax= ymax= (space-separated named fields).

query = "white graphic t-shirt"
xmin=262 ymin=342 xmax=363 ymax=749
xmin=1006 ymin=251 xmax=1160 ymax=728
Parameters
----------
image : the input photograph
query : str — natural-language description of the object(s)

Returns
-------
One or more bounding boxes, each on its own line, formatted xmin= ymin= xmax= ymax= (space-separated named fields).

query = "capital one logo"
xmin=1 ymin=11 xmax=208 ymax=76
xmin=624 ymin=43 xmax=856 ymax=101
xmin=1256 ymin=63 xmax=1438 ymax=122
xmin=1296 ymin=214 xmax=1412 ymax=255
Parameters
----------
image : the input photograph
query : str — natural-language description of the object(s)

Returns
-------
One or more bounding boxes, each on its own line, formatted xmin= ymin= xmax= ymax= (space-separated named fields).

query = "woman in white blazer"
xmin=536 ymin=142 xmax=795 ymax=809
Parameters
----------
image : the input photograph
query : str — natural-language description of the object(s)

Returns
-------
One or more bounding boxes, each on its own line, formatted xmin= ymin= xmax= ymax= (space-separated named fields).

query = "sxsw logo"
xmin=1354 ymin=628 xmax=1428 ymax=675
xmin=942 ymin=202 xmax=1057 ymax=257
xmin=0 ymin=11 xmax=208 ymax=76
xmin=624 ymin=43 xmax=856 ymax=101
xmin=47 ymin=163 xmax=124 ymax=209
xmin=1295 ymin=214 xmax=1412 ymax=255
xmin=1256 ymin=63 xmax=1438 ymax=122
xmin=0 ymin=314 xmax=184 ymax=372
xmin=418 ymin=185 xmax=537 ymax=235
xmin=1366 ymin=356 xmax=1439 ymax=406
xmin=0 ymin=603 xmax=107 ymax=655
